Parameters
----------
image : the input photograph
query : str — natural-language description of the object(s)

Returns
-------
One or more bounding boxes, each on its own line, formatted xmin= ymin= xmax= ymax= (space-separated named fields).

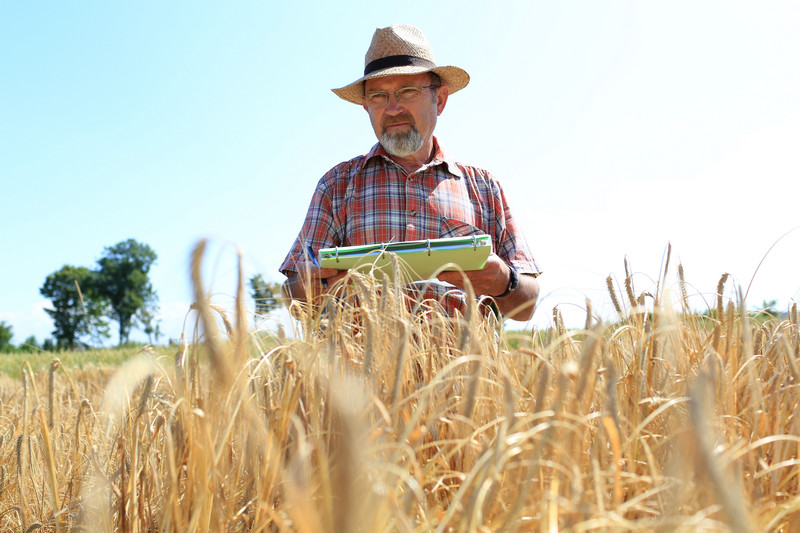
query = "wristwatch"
xmin=494 ymin=264 xmax=519 ymax=298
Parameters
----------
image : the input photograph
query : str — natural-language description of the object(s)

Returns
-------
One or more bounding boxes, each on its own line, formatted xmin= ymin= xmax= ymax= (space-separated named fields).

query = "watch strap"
xmin=494 ymin=264 xmax=518 ymax=298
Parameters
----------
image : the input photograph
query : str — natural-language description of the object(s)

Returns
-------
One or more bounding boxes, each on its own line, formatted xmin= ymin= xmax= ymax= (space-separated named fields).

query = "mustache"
xmin=381 ymin=113 xmax=416 ymax=129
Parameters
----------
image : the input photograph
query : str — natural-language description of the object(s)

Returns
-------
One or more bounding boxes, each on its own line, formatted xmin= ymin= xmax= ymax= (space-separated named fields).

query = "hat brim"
xmin=331 ymin=65 xmax=470 ymax=104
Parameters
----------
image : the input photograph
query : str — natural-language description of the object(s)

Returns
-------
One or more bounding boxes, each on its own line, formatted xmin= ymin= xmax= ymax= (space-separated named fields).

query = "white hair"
xmin=381 ymin=126 xmax=423 ymax=157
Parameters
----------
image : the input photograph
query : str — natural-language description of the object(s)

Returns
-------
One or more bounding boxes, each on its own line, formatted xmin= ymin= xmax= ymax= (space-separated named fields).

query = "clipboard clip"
xmin=427 ymin=239 xmax=432 ymax=256
xmin=473 ymin=235 xmax=478 ymax=251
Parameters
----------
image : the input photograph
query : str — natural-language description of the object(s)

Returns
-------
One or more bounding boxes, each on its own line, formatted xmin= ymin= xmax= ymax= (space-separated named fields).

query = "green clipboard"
xmin=318 ymin=235 xmax=492 ymax=283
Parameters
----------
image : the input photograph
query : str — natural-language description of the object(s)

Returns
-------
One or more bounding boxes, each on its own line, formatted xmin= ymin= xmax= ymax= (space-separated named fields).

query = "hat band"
xmin=364 ymin=54 xmax=436 ymax=76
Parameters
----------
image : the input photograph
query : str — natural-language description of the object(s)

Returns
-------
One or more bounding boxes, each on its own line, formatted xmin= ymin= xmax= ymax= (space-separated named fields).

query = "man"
xmin=280 ymin=24 xmax=541 ymax=321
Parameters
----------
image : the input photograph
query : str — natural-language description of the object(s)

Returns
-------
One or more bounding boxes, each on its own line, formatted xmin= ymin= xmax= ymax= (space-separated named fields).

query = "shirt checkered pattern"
xmin=279 ymin=138 xmax=541 ymax=315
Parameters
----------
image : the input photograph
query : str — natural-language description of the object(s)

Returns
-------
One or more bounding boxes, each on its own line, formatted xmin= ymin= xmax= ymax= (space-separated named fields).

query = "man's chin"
xmin=381 ymin=132 xmax=422 ymax=158
xmin=384 ymin=146 xmax=417 ymax=158
xmin=383 ymin=141 xmax=421 ymax=157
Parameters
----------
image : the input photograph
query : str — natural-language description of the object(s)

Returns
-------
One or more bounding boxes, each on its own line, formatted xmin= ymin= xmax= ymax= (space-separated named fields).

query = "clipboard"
xmin=318 ymin=235 xmax=492 ymax=283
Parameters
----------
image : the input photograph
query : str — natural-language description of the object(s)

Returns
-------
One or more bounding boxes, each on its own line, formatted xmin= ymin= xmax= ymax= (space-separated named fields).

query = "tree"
xmin=40 ymin=265 xmax=108 ymax=350
xmin=249 ymin=274 xmax=283 ymax=323
xmin=19 ymin=336 xmax=39 ymax=353
xmin=137 ymin=291 xmax=161 ymax=344
xmin=753 ymin=299 xmax=780 ymax=322
xmin=0 ymin=321 xmax=13 ymax=352
xmin=95 ymin=239 xmax=158 ymax=345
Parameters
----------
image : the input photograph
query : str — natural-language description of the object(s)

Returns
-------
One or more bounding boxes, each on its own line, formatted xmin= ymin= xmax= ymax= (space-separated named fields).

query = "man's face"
xmin=362 ymin=73 xmax=449 ymax=158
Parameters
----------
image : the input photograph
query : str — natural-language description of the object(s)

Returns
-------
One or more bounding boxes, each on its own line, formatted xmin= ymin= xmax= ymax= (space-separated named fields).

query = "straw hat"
xmin=332 ymin=24 xmax=470 ymax=104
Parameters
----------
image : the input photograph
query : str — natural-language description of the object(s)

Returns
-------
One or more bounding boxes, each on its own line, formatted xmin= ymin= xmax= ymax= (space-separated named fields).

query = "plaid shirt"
xmin=279 ymin=138 xmax=541 ymax=314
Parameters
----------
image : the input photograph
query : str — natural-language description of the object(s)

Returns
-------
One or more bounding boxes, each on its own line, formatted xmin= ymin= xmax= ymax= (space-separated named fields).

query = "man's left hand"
xmin=436 ymin=253 xmax=539 ymax=321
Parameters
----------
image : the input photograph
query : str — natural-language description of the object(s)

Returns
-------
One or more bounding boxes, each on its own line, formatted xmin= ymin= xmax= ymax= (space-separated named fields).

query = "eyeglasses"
xmin=363 ymin=85 xmax=439 ymax=108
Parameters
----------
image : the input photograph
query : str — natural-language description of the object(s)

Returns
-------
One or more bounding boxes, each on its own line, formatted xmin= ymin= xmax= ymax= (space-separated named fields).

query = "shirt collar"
xmin=429 ymin=137 xmax=464 ymax=179
xmin=362 ymin=136 xmax=465 ymax=179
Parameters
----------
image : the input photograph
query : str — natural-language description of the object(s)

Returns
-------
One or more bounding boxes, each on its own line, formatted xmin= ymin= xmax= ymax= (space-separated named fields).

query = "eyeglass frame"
xmin=362 ymin=84 xmax=440 ymax=108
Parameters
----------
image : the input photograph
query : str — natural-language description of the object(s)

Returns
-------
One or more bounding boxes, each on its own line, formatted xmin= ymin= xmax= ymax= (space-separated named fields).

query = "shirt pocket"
xmin=439 ymin=217 xmax=484 ymax=238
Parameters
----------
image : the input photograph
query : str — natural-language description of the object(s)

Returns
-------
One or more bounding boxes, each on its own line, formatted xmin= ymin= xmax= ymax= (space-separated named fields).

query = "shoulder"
xmin=435 ymin=142 xmax=498 ymax=184
xmin=319 ymin=145 xmax=383 ymax=187
xmin=314 ymin=155 xmax=369 ymax=196
xmin=452 ymin=160 xmax=496 ymax=180
xmin=444 ymin=157 xmax=503 ymax=196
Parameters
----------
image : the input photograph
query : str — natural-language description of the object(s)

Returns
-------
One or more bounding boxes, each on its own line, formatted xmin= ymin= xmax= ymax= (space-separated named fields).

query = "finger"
xmin=317 ymin=267 xmax=342 ymax=278
xmin=294 ymin=263 xmax=341 ymax=280
xmin=327 ymin=271 xmax=349 ymax=284
xmin=436 ymin=271 xmax=466 ymax=288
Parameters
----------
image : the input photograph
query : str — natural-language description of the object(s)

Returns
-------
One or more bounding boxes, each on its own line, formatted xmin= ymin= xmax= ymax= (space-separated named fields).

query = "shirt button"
xmin=409 ymin=210 xmax=417 ymax=216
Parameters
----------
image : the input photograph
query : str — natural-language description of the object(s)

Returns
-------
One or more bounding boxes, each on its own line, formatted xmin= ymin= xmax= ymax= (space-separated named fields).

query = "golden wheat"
xmin=0 ymin=242 xmax=798 ymax=531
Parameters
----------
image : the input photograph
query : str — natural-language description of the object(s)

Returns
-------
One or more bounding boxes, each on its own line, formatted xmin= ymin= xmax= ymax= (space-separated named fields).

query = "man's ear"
xmin=436 ymin=85 xmax=450 ymax=116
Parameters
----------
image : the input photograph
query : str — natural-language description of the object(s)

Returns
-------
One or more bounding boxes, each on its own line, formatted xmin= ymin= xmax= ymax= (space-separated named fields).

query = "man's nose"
xmin=384 ymin=94 xmax=404 ymax=114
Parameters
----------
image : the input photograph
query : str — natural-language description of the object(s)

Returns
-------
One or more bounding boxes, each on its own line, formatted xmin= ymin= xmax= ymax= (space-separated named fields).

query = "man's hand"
xmin=282 ymin=261 xmax=347 ymax=303
xmin=436 ymin=253 xmax=510 ymax=296
xmin=436 ymin=253 xmax=539 ymax=321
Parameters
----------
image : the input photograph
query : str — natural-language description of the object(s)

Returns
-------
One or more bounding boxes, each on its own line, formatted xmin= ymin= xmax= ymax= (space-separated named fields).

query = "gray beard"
xmin=381 ymin=126 xmax=423 ymax=157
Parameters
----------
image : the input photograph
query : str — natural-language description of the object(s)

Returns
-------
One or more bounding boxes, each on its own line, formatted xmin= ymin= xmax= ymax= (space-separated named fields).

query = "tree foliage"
xmin=39 ymin=265 xmax=108 ymax=350
xmin=19 ymin=336 xmax=39 ymax=353
xmin=0 ymin=321 xmax=13 ymax=352
xmin=753 ymin=299 xmax=781 ymax=322
xmin=137 ymin=291 xmax=161 ymax=344
xmin=249 ymin=274 xmax=283 ymax=322
xmin=95 ymin=239 xmax=157 ymax=345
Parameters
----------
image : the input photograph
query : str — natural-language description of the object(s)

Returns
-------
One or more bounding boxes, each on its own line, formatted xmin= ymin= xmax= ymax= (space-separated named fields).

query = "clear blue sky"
xmin=2 ymin=1 xmax=799 ymax=345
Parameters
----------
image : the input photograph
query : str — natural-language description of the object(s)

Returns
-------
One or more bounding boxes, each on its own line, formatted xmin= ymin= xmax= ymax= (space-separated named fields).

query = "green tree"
xmin=40 ymin=265 xmax=108 ymax=350
xmin=754 ymin=299 xmax=780 ymax=322
xmin=249 ymin=274 xmax=283 ymax=322
xmin=0 ymin=321 xmax=13 ymax=352
xmin=137 ymin=291 xmax=161 ymax=344
xmin=19 ymin=335 xmax=39 ymax=353
xmin=95 ymin=239 xmax=158 ymax=345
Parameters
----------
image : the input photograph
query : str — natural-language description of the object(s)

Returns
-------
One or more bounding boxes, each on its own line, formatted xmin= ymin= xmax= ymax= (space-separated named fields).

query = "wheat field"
xmin=1 ymin=241 xmax=798 ymax=532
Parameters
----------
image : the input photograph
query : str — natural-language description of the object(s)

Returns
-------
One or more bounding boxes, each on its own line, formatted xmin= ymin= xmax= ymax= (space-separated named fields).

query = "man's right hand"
xmin=282 ymin=261 xmax=346 ymax=302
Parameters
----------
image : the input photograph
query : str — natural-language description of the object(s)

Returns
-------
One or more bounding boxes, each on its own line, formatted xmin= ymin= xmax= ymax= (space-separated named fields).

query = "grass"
xmin=0 ymin=344 xmax=157 ymax=376
xmin=0 ymin=239 xmax=798 ymax=531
